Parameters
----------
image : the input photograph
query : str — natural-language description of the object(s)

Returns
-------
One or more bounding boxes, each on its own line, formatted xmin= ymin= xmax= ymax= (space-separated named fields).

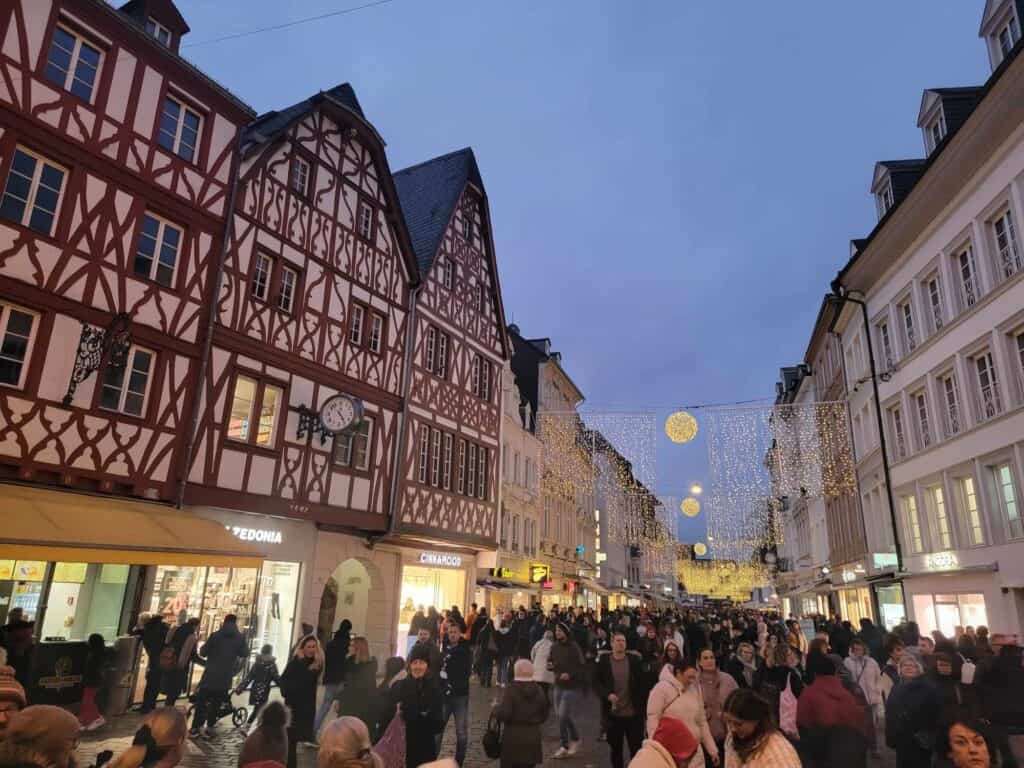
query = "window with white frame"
xmin=226 ymin=374 xmax=283 ymax=446
xmin=157 ymin=96 xmax=201 ymax=162
xmin=349 ymin=304 xmax=364 ymax=346
xmin=477 ymin=446 xmax=488 ymax=500
xmin=457 ymin=439 xmax=466 ymax=494
xmin=926 ymin=274 xmax=944 ymax=333
xmin=891 ymin=405 xmax=907 ymax=460
xmin=145 ymin=17 xmax=172 ymax=46
xmin=278 ymin=266 xmax=298 ymax=313
xmin=877 ymin=181 xmax=895 ymax=219
xmin=466 ymin=444 xmax=477 ymax=497
xmin=442 ymin=257 xmax=454 ymax=290
xmin=463 ymin=214 xmax=473 ymax=242
xmin=99 ymin=345 xmax=154 ymax=417
xmin=430 ymin=428 xmax=441 ymax=487
xmin=900 ymin=300 xmax=917 ymax=354
xmin=332 ymin=417 xmax=374 ymax=470
xmin=289 ymin=155 xmax=311 ymax=197
xmin=941 ymin=374 xmax=963 ymax=437
xmin=417 ymin=427 xmax=429 ymax=484
xmin=0 ymin=147 xmax=67 ymax=236
xmin=974 ymin=350 xmax=1002 ymax=420
xmin=993 ymin=209 xmax=1022 ymax=280
xmin=134 ymin=212 xmax=181 ymax=288
xmin=957 ymin=476 xmax=985 ymax=546
xmin=499 ymin=507 xmax=508 ymax=549
xmin=997 ymin=11 xmax=1021 ymax=58
xmin=368 ymin=312 xmax=384 ymax=354
xmin=926 ymin=112 xmax=947 ymax=154
xmin=0 ymin=302 xmax=37 ymax=388
xmin=877 ymin=319 xmax=895 ymax=368
xmin=442 ymin=433 xmax=453 ymax=490
xmin=957 ymin=245 xmax=979 ymax=310
xmin=512 ymin=514 xmax=520 ymax=551
xmin=45 ymin=26 xmax=102 ymax=102
xmin=251 ymin=252 xmax=273 ymax=301
xmin=927 ymin=485 xmax=953 ymax=550
xmin=994 ymin=462 xmax=1022 ymax=539
xmin=543 ymin=496 xmax=551 ymax=538
xmin=914 ymin=391 xmax=931 ymax=448
xmin=902 ymin=495 xmax=924 ymax=553
xmin=356 ymin=201 xmax=373 ymax=240
xmin=471 ymin=354 xmax=490 ymax=399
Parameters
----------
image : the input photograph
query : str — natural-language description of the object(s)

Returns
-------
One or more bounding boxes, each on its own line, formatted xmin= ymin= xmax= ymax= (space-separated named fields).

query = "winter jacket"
xmin=977 ymin=651 xmax=1024 ymax=727
xmin=136 ymin=616 xmax=168 ymax=662
xmin=549 ymin=638 xmax=587 ymax=689
xmin=594 ymin=652 xmax=646 ymax=718
xmin=796 ymin=674 xmax=867 ymax=768
xmin=699 ymin=669 xmax=738 ymax=743
xmin=323 ymin=630 xmax=351 ymax=685
xmin=440 ymin=641 xmax=471 ymax=698
xmin=198 ymin=623 xmax=247 ymax=691
xmin=334 ymin=657 xmax=378 ymax=725
xmin=280 ymin=656 xmax=319 ymax=744
xmin=390 ymin=675 xmax=444 ymax=768
xmin=530 ymin=638 xmax=555 ymax=685
xmin=885 ymin=678 xmax=940 ymax=768
xmin=494 ymin=680 xmax=549 ymax=766
xmin=83 ymin=645 xmax=110 ymax=687
xmin=724 ymin=732 xmax=801 ymax=768
xmin=843 ymin=654 xmax=882 ymax=706
xmin=646 ymin=675 xmax=716 ymax=768
xmin=237 ymin=653 xmax=280 ymax=705
xmin=725 ymin=654 xmax=758 ymax=689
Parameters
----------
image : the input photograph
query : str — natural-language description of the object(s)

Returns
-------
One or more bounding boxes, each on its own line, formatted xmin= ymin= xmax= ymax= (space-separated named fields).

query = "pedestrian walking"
xmin=844 ymin=638 xmax=883 ymax=753
xmin=161 ymin=617 xmax=199 ymax=708
xmin=315 ymin=620 xmax=352 ymax=737
xmin=530 ymin=629 xmax=555 ymax=703
xmin=725 ymin=643 xmax=758 ymax=690
xmin=281 ymin=634 xmax=324 ymax=766
xmin=698 ymin=648 xmax=738 ymax=763
xmin=721 ymin=688 xmax=800 ymax=768
xmin=796 ymin=653 xmax=867 ymax=768
xmin=318 ymin=716 xmax=385 ymax=768
xmin=646 ymin=656 xmax=718 ymax=768
xmin=549 ymin=621 xmax=586 ymax=759
xmin=238 ymin=700 xmax=290 ymax=768
xmin=189 ymin=614 xmax=248 ymax=739
xmin=332 ymin=636 xmax=377 ymax=729
xmin=0 ymin=618 xmax=34 ymax=693
xmin=390 ymin=643 xmax=444 ymax=768
xmin=133 ymin=614 xmax=168 ymax=714
xmin=79 ymin=633 xmax=111 ymax=731
xmin=595 ymin=631 xmax=646 ymax=768
xmin=407 ymin=628 xmax=442 ymax=681
xmin=884 ymin=656 xmax=940 ymax=768
xmin=235 ymin=644 xmax=281 ymax=724
xmin=496 ymin=613 xmax=517 ymax=687
xmin=494 ymin=659 xmax=550 ymax=768
xmin=629 ymin=716 xmax=699 ymax=768
xmin=930 ymin=651 xmax=976 ymax=720
xmin=109 ymin=707 xmax=187 ymax=768
xmin=370 ymin=656 xmax=406 ymax=742
xmin=0 ymin=705 xmax=81 ymax=768
xmin=439 ymin=623 xmax=471 ymax=766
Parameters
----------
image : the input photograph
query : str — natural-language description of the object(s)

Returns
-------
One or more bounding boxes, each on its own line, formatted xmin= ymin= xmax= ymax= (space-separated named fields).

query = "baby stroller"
xmin=185 ymin=692 xmax=248 ymax=729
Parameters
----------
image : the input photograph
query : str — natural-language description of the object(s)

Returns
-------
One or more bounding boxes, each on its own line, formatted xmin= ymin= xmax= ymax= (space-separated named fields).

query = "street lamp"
xmin=690 ymin=483 xmax=703 ymax=495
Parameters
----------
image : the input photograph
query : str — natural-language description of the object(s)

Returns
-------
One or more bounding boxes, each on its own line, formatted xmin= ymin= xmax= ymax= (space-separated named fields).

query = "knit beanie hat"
xmin=556 ymin=622 xmax=572 ymax=640
xmin=0 ymin=665 xmax=26 ymax=707
xmin=513 ymin=659 xmax=534 ymax=682
xmin=653 ymin=716 xmax=699 ymax=763
xmin=4 ymin=705 xmax=80 ymax=759
xmin=409 ymin=643 xmax=432 ymax=664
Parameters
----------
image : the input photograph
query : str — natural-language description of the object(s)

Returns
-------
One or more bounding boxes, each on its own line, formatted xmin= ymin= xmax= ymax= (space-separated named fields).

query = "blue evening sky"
xmin=176 ymin=0 xmax=990 ymax=548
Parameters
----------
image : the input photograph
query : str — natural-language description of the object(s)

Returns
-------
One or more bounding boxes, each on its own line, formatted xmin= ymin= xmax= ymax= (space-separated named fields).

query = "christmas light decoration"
xmin=690 ymin=483 xmax=703 ymax=495
xmin=677 ymin=556 xmax=765 ymax=601
xmin=681 ymin=497 xmax=701 ymax=518
xmin=665 ymin=411 xmax=698 ymax=444
xmin=693 ymin=542 xmax=707 ymax=556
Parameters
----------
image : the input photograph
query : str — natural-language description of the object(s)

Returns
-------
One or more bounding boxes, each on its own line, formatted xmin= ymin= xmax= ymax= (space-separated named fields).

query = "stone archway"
xmin=317 ymin=558 xmax=373 ymax=644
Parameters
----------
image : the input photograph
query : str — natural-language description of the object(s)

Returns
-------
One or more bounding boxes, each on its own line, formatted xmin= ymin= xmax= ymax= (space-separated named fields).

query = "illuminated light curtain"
xmin=676 ymin=557 xmax=764 ymax=602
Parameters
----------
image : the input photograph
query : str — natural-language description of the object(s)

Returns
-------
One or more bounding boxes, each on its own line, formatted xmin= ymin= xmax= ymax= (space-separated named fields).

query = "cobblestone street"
xmin=78 ymin=681 xmax=898 ymax=768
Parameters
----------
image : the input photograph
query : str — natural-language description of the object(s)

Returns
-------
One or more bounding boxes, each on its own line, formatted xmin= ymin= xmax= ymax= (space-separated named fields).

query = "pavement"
xmin=78 ymin=681 xmax=898 ymax=768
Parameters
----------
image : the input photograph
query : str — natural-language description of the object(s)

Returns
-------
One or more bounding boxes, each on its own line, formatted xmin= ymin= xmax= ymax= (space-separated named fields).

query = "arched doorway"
xmin=317 ymin=558 xmax=372 ymax=644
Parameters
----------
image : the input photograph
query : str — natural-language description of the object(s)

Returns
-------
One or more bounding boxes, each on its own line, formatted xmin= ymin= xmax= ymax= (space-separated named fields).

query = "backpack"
xmin=158 ymin=626 xmax=180 ymax=671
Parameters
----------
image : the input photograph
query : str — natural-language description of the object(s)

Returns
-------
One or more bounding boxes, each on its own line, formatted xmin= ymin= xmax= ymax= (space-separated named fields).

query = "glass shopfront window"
xmin=254 ymin=561 xmax=300 ymax=661
xmin=0 ymin=560 xmax=47 ymax=623
xmin=396 ymin=564 xmax=466 ymax=655
xmin=875 ymin=583 xmax=906 ymax=631
xmin=40 ymin=563 xmax=131 ymax=641
xmin=837 ymin=587 xmax=873 ymax=626
xmin=912 ymin=592 xmax=987 ymax=639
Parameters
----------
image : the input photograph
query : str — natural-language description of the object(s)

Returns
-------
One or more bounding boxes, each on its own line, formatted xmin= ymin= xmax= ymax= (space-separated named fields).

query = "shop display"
xmin=395 ymin=565 xmax=465 ymax=655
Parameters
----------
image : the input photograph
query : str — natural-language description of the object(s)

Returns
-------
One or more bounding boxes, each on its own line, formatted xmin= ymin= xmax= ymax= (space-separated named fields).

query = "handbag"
xmin=779 ymin=674 xmax=799 ymax=738
xmin=374 ymin=707 xmax=406 ymax=768
xmin=482 ymin=712 xmax=503 ymax=759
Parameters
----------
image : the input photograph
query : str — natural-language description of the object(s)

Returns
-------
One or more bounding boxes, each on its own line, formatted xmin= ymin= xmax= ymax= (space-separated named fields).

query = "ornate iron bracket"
xmin=296 ymin=405 xmax=330 ymax=446
xmin=62 ymin=313 xmax=132 ymax=407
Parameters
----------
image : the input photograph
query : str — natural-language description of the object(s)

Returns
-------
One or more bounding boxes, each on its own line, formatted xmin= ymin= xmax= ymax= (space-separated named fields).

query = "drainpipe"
xmin=177 ymin=127 xmax=244 ymax=509
xmin=827 ymin=287 xmax=904 ymax=575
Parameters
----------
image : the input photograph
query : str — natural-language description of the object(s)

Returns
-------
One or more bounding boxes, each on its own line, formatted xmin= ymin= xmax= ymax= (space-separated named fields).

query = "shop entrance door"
xmin=396 ymin=565 xmax=465 ymax=655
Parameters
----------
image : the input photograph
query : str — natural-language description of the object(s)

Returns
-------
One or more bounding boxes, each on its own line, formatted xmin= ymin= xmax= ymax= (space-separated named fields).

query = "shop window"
xmin=332 ymin=417 xmax=373 ymax=471
xmin=227 ymin=374 xmax=284 ymax=448
xmin=395 ymin=563 xmax=465 ymax=656
xmin=99 ymin=345 xmax=154 ymax=417
xmin=40 ymin=563 xmax=130 ymax=641
xmin=0 ymin=560 xmax=46 ymax=623
xmin=913 ymin=592 xmax=988 ymax=640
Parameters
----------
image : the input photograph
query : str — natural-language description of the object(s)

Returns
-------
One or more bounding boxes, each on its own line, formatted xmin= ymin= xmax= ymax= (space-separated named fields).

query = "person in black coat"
xmin=391 ymin=643 xmax=444 ymax=768
xmin=281 ymin=634 xmax=323 ymax=768
xmin=189 ymin=614 xmax=248 ymax=737
xmin=133 ymin=613 xmax=168 ymax=714
xmin=315 ymin=620 xmax=351 ymax=735
xmin=333 ymin=636 xmax=378 ymax=733
xmin=440 ymin=624 xmax=472 ymax=766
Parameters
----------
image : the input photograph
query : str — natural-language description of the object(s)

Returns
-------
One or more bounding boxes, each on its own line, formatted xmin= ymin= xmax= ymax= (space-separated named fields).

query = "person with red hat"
xmin=629 ymin=717 xmax=699 ymax=768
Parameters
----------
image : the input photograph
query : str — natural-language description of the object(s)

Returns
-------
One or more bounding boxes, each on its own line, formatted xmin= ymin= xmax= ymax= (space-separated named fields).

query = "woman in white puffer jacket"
xmin=646 ymin=657 xmax=719 ymax=768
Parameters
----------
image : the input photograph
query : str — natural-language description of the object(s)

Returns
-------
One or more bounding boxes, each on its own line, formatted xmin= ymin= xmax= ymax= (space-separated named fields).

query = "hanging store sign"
xmin=418 ymin=552 xmax=462 ymax=568
xmin=924 ymin=551 xmax=959 ymax=571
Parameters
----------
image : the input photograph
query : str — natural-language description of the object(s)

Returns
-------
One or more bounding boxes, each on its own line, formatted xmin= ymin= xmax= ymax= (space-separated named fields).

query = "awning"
xmin=0 ymin=484 xmax=265 ymax=568
xmin=578 ymin=578 xmax=608 ymax=594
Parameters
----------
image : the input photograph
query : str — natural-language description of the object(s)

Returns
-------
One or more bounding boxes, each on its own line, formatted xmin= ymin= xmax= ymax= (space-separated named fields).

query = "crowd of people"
xmin=0 ymin=601 xmax=1022 ymax=768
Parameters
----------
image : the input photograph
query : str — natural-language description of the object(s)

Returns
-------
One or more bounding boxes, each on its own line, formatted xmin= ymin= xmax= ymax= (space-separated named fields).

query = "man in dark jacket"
xmin=857 ymin=618 xmax=885 ymax=666
xmin=315 ymin=619 xmax=351 ymax=735
xmin=830 ymin=620 xmax=854 ymax=660
xmin=594 ymin=632 xmax=645 ymax=768
xmin=439 ymin=623 xmax=472 ymax=765
xmin=550 ymin=622 xmax=586 ymax=758
xmin=134 ymin=614 xmax=168 ymax=713
xmin=189 ymin=614 xmax=248 ymax=737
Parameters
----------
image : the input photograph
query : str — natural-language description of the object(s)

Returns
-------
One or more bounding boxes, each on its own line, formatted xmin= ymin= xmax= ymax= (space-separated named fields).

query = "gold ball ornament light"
xmin=665 ymin=411 xmax=698 ymax=444
xmin=694 ymin=542 xmax=708 ymax=556
xmin=681 ymin=497 xmax=701 ymax=517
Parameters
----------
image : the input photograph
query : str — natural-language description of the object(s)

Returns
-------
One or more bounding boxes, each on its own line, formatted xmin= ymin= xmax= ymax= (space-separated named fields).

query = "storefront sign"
xmin=542 ymin=580 xmax=554 ymax=590
xmin=925 ymin=551 xmax=959 ymax=571
xmin=14 ymin=561 xmax=45 ymax=581
xmin=491 ymin=567 xmax=514 ymax=579
xmin=873 ymin=552 xmax=899 ymax=569
xmin=418 ymin=552 xmax=462 ymax=568
xmin=228 ymin=526 xmax=283 ymax=544
xmin=30 ymin=641 xmax=86 ymax=707
xmin=530 ymin=564 xmax=550 ymax=583
xmin=0 ymin=560 xmax=13 ymax=580
xmin=52 ymin=563 xmax=88 ymax=583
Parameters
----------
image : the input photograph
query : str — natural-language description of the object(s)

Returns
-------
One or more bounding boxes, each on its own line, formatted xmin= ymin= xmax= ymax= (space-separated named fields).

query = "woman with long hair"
xmin=334 ymin=636 xmax=378 ymax=729
xmin=282 ymin=634 xmax=324 ymax=767
xmin=318 ymin=716 xmax=384 ymax=768
xmin=659 ymin=641 xmax=682 ymax=681
xmin=698 ymin=648 xmax=738 ymax=764
xmin=722 ymin=688 xmax=800 ymax=767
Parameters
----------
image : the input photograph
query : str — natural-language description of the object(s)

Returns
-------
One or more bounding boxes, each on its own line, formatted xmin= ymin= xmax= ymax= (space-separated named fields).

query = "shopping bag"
xmin=779 ymin=675 xmax=799 ymax=739
xmin=375 ymin=708 xmax=406 ymax=768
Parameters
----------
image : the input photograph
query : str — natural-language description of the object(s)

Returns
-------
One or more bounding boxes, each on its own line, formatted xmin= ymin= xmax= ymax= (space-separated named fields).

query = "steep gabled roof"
xmin=241 ymin=83 xmax=365 ymax=150
xmin=392 ymin=148 xmax=483 ymax=274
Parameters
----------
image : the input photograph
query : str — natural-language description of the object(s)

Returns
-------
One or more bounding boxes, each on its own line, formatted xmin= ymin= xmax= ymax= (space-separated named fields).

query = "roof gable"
xmin=241 ymin=83 xmax=365 ymax=150
xmin=392 ymin=148 xmax=483 ymax=274
xmin=119 ymin=0 xmax=190 ymax=48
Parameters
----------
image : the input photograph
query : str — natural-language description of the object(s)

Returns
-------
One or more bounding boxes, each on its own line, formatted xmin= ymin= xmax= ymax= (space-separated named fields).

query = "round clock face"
xmin=320 ymin=395 xmax=356 ymax=434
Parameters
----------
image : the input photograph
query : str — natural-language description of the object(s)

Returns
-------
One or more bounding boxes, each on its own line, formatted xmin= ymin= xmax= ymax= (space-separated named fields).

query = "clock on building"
xmin=320 ymin=394 xmax=362 ymax=434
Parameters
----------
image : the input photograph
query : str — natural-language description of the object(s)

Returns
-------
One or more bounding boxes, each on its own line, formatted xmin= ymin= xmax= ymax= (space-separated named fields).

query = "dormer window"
xmin=984 ymin=1 xmax=1022 ymax=69
xmin=998 ymin=13 xmax=1021 ymax=57
xmin=926 ymin=112 xmax=947 ymax=154
xmin=145 ymin=17 xmax=172 ymax=47
xmin=876 ymin=181 xmax=895 ymax=219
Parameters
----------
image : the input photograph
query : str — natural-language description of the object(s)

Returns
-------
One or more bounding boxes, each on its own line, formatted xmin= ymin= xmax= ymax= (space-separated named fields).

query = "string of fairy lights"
xmin=535 ymin=398 xmax=856 ymax=602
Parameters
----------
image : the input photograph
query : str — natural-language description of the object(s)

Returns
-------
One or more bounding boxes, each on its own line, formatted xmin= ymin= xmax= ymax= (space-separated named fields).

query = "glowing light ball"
xmin=694 ymin=542 xmax=708 ymax=556
xmin=680 ymin=497 xmax=701 ymax=517
xmin=690 ymin=482 xmax=703 ymax=495
xmin=665 ymin=411 xmax=698 ymax=444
